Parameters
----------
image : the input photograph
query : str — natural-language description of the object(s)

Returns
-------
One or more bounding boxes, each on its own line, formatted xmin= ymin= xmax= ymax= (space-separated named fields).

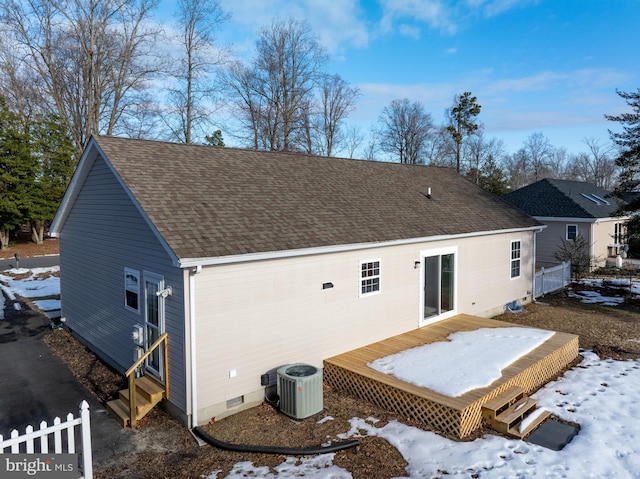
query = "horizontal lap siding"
xmin=59 ymin=155 xmax=187 ymax=413
xmin=193 ymin=232 xmax=535 ymax=414
xmin=592 ymin=219 xmax=618 ymax=266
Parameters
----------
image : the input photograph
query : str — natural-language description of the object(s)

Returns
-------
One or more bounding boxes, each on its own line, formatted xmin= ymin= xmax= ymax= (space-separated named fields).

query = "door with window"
xmin=421 ymin=248 xmax=456 ymax=326
xmin=144 ymin=273 xmax=165 ymax=380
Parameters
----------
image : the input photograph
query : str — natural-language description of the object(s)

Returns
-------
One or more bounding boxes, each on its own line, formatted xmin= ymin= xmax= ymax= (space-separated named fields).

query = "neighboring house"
xmin=50 ymin=136 xmax=543 ymax=428
xmin=503 ymin=178 xmax=627 ymax=269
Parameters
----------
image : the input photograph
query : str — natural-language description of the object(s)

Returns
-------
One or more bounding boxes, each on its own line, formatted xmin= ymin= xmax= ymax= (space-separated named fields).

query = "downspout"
xmin=189 ymin=264 xmax=202 ymax=429
xmin=532 ymin=229 xmax=539 ymax=302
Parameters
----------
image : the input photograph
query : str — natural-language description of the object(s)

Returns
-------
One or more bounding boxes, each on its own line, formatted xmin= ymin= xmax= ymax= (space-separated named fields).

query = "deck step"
xmin=482 ymin=386 xmax=549 ymax=438
xmin=106 ymin=374 xmax=165 ymax=427
xmin=508 ymin=408 xmax=551 ymax=438
xmin=482 ymin=386 xmax=525 ymax=421
xmin=106 ymin=398 xmax=131 ymax=428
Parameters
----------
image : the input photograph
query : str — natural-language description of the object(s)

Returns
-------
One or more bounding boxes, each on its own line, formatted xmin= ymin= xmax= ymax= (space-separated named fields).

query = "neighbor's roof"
xmin=54 ymin=136 xmax=541 ymax=263
xmin=502 ymin=178 xmax=621 ymax=219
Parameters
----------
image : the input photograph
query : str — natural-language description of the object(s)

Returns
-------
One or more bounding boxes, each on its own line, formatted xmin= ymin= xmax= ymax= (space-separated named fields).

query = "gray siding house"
xmin=51 ymin=136 xmax=543 ymax=427
xmin=503 ymin=179 xmax=627 ymax=269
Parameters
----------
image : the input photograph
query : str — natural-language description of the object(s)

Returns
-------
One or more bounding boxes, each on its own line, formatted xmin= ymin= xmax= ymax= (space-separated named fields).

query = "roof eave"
xmin=178 ymin=225 xmax=545 ymax=268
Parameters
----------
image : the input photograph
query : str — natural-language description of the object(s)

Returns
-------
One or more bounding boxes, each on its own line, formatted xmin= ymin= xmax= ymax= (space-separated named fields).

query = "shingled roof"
xmin=56 ymin=136 xmax=541 ymax=263
xmin=502 ymin=178 xmax=620 ymax=219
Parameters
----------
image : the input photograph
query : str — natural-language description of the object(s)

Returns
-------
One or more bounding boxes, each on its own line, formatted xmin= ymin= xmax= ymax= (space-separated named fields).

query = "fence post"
xmin=80 ymin=400 xmax=93 ymax=479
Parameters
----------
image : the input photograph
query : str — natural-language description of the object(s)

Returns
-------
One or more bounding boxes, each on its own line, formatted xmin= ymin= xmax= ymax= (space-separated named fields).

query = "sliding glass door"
xmin=421 ymin=248 xmax=456 ymax=325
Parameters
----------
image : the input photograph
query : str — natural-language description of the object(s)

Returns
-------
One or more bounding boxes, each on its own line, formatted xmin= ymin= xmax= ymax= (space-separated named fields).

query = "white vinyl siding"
xmin=192 ymin=232 xmax=535 ymax=423
xmin=359 ymin=259 xmax=381 ymax=296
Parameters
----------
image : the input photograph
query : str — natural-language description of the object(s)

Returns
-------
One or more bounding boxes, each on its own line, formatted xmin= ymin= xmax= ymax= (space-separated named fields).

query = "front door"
xmin=421 ymin=248 xmax=456 ymax=326
xmin=144 ymin=273 xmax=165 ymax=380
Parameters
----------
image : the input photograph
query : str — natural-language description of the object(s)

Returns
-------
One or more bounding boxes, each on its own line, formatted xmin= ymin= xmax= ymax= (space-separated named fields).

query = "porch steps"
xmin=107 ymin=375 xmax=165 ymax=427
xmin=482 ymin=386 xmax=551 ymax=438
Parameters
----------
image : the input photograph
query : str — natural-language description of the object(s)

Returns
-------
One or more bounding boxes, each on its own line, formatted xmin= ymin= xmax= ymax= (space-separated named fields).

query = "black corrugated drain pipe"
xmin=192 ymin=426 xmax=360 ymax=455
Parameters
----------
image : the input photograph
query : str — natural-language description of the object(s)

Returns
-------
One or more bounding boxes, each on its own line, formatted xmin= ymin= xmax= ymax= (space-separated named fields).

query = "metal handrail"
xmin=125 ymin=333 xmax=169 ymax=427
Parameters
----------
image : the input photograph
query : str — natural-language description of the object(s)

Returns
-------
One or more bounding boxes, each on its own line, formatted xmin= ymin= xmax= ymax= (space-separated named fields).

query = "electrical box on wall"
xmin=132 ymin=324 xmax=144 ymax=346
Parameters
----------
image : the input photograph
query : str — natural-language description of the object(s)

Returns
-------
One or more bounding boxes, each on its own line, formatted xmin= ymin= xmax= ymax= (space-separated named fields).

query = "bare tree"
xmin=253 ymin=18 xmax=328 ymax=151
xmin=464 ymin=132 xmax=506 ymax=184
xmin=167 ymin=0 xmax=228 ymax=143
xmin=317 ymin=74 xmax=359 ymax=156
xmin=379 ymin=98 xmax=434 ymax=164
xmin=521 ymin=132 xmax=555 ymax=182
xmin=0 ymin=0 xmax=161 ymax=153
xmin=344 ymin=125 xmax=364 ymax=159
xmin=567 ymin=138 xmax=618 ymax=188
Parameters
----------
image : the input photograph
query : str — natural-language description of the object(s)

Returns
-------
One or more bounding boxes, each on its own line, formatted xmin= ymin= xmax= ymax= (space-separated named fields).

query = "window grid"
xmin=567 ymin=224 xmax=578 ymax=240
xmin=360 ymin=261 xmax=380 ymax=296
xmin=510 ymin=241 xmax=521 ymax=279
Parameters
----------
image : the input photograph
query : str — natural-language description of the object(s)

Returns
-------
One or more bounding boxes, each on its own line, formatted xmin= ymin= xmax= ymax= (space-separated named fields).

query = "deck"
xmin=324 ymin=314 xmax=579 ymax=438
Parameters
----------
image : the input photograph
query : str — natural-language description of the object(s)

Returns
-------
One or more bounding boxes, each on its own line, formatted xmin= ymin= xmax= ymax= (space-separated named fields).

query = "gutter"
xmin=178 ymin=226 xmax=545 ymax=269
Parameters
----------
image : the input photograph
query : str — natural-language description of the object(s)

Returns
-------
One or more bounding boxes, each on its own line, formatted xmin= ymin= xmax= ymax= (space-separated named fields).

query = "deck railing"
xmin=125 ymin=333 xmax=169 ymax=428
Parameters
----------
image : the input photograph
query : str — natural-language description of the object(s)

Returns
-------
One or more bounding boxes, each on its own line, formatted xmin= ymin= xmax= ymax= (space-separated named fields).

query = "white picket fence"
xmin=535 ymin=261 xmax=572 ymax=298
xmin=0 ymin=400 xmax=93 ymax=479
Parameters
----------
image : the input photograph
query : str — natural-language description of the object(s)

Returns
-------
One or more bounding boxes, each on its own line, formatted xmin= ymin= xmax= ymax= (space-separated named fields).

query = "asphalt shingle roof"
xmin=502 ymin=179 xmax=619 ymax=219
xmin=91 ymin=136 xmax=541 ymax=261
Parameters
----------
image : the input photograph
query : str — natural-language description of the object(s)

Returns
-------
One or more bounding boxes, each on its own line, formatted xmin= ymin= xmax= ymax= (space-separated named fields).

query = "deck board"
xmin=324 ymin=314 xmax=579 ymax=438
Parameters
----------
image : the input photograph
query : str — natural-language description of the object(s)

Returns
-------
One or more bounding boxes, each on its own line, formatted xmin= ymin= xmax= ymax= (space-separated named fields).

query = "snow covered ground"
xmin=3 ymin=268 xmax=640 ymax=478
xmin=0 ymin=267 xmax=60 ymax=317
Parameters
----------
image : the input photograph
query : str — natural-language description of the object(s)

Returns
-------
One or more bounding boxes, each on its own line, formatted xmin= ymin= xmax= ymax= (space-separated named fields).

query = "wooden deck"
xmin=324 ymin=314 xmax=579 ymax=438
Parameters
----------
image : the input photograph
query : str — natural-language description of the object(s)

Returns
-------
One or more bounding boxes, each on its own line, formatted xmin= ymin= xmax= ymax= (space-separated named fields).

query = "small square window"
xmin=510 ymin=241 xmax=521 ymax=279
xmin=360 ymin=260 xmax=381 ymax=296
xmin=567 ymin=224 xmax=578 ymax=241
xmin=125 ymin=268 xmax=140 ymax=312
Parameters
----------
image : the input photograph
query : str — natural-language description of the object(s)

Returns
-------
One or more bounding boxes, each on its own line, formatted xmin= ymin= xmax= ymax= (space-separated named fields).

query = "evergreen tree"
xmin=0 ymin=96 xmax=35 ymax=249
xmin=28 ymin=114 xmax=75 ymax=243
xmin=606 ymin=89 xmax=640 ymax=236
xmin=446 ymin=92 xmax=481 ymax=173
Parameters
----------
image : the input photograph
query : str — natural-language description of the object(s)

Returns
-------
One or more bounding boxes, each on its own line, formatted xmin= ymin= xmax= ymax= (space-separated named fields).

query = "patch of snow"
xmin=219 ymin=455 xmax=351 ymax=479
xmin=0 ymin=267 xmax=59 ymax=299
xmin=317 ymin=416 xmax=334 ymax=424
xmin=568 ymin=290 xmax=624 ymax=306
xmin=518 ymin=407 xmax=549 ymax=433
xmin=13 ymin=303 xmax=21 ymax=311
xmin=32 ymin=299 xmax=61 ymax=312
xmin=368 ymin=327 xmax=554 ymax=397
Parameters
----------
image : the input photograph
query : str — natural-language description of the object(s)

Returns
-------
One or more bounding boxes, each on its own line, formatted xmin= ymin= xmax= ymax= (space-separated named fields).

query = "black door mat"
xmin=526 ymin=418 xmax=579 ymax=451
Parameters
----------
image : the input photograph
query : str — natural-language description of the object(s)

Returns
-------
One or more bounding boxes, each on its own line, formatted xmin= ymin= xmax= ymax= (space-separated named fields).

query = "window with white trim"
xmin=124 ymin=268 xmax=140 ymax=312
xmin=614 ymin=222 xmax=623 ymax=244
xmin=360 ymin=260 xmax=381 ymax=296
xmin=510 ymin=241 xmax=521 ymax=279
xmin=566 ymin=224 xmax=578 ymax=241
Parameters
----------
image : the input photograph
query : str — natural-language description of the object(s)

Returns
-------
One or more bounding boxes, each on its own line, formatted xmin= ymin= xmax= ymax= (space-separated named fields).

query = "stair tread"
xmin=483 ymin=386 xmax=525 ymax=413
xmin=136 ymin=376 xmax=165 ymax=397
xmin=106 ymin=399 xmax=130 ymax=427
xmin=120 ymin=389 xmax=153 ymax=407
xmin=496 ymin=397 xmax=538 ymax=426
xmin=508 ymin=409 xmax=551 ymax=438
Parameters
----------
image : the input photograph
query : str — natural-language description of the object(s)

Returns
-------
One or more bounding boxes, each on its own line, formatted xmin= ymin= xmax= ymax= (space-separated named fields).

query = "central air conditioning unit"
xmin=276 ymin=363 xmax=323 ymax=419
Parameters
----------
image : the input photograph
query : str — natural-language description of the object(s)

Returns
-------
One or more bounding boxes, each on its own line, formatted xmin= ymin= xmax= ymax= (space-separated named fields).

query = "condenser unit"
xmin=276 ymin=364 xmax=323 ymax=419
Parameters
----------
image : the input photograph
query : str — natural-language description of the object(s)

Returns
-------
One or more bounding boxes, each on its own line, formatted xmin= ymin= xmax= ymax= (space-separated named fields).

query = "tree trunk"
xmin=0 ymin=227 xmax=10 ymax=250
xmin=30 ymin=222 xmax=44 ymax=244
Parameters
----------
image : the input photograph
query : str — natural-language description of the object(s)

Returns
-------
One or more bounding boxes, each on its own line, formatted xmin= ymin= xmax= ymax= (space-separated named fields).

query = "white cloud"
xmin=222 ymin=0 xmax=370 ymax=54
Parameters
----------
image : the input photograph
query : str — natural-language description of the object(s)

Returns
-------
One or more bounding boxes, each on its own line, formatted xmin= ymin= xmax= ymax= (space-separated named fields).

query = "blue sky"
xmin=160 ymin=0 xmax=639 ymax=156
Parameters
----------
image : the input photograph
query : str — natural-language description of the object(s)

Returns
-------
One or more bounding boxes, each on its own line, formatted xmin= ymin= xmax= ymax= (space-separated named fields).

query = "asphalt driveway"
xmin=0 ymin=297 xmax=132 ymax=464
